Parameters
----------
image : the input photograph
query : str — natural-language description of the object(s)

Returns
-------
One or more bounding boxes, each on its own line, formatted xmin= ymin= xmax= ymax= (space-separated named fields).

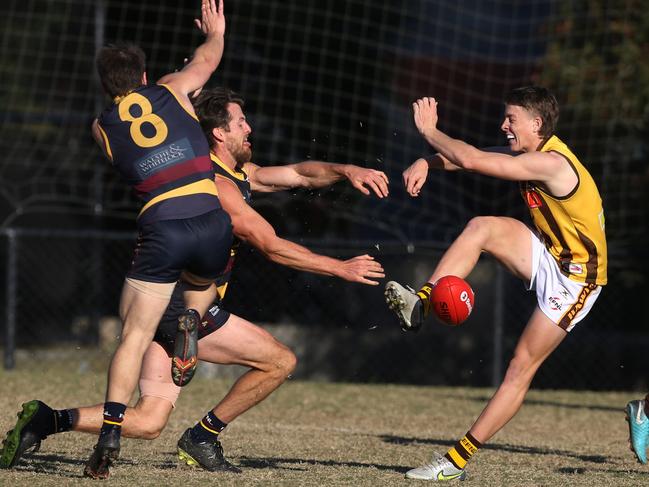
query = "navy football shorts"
xmin=127 ymin=208 xmax=232 ymax=284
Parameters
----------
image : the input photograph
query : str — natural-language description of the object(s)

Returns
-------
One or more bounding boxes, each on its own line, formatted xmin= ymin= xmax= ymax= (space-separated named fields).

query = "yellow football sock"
xmin=444 ymin=432 xmax=482 ymax=470
xmin=416 ymin=282 xmax=435 ymax=316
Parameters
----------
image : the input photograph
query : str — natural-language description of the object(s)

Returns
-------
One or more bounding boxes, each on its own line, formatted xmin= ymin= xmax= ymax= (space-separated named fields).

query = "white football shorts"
xmin=528 ymin=230 xmax=602 ymax=332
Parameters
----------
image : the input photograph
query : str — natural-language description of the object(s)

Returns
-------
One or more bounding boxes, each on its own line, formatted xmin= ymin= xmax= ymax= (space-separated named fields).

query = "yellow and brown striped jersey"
xmin=520 ymin=135 xmax=607 ymax=285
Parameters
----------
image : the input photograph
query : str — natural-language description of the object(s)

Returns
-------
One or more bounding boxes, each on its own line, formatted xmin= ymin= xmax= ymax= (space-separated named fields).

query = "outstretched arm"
xmin=216 ymin=177 xmax=385 ymax=285
xmin=402 ymin=155 xmax=462 ymax=197
xmin=412 ymin=97 xmax=562 ymax=182
xmin=403 ymin=146 xmax=522 ymax=197
xmin=158 ymin=0 xmax=225 ymax=97
xmin=244 ymin=161 xmax=389 ymax=197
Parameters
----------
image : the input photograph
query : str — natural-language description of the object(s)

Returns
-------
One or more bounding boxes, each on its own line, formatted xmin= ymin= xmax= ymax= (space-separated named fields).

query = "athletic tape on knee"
xmin=139 ymin=379 xmax=181 ymax=408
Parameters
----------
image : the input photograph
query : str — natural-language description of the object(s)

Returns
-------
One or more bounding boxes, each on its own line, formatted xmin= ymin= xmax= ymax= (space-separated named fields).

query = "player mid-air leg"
xmin=386 ymin=216 xmax=531 ymax=332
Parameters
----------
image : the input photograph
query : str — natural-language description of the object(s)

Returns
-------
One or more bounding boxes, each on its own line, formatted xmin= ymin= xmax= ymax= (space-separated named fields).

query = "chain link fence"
xmin=2 ymin=227 xmax=647 ymax=391
xmin=2 ymin=0 xmax=649 ymax=394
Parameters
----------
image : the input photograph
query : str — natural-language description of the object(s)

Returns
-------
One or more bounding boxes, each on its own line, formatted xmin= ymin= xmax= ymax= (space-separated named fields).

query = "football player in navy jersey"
xmin=0 ymin=88 xmax=387 ymax=475
xmin=83 ymin=0 xmax=231 ymax=478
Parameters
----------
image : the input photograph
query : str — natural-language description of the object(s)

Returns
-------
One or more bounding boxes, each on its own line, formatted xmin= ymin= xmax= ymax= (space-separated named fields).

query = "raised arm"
xmin=244 ymin=161 xmax=389 ymax=197
xmin=216 ymin=177 xmax=385 ymax=285
xmin=412 ymin=97 xmax=563 ymax=183
xmin=158 ymin=0 xmax=225 ymax=98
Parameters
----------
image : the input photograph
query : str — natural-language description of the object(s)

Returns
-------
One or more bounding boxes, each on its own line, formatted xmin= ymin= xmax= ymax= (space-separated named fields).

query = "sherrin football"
xmin=430 ymin=275 xmax=474 ymax=326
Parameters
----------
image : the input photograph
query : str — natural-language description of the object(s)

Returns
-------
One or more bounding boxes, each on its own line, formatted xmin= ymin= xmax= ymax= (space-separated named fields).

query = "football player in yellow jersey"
xmin=0 ymin=88 xmax=387 ymax=475
xmin=385 ymin=86 xmax=607 ymax=481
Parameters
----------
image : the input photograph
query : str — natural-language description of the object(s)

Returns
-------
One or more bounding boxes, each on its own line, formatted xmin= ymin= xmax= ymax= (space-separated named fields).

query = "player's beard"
xmin=226 ymin=138 xmax=252 ymax=165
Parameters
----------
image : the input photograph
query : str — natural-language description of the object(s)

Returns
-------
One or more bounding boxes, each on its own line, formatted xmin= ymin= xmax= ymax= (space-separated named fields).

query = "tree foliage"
xmin=538 ymin=0 xmax=649 ymax=249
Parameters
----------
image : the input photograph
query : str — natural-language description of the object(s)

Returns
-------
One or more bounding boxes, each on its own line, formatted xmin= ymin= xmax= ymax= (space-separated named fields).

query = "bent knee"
xmin=129 ymin=413 xmax=167 ymax=440
xmin=129 ymin=397 xmax=173 ymax=440
xmin=123 ymin=420 xmax=165 ymax=440
xmin=282 ymin=348 xmax=298 ymax=375
xmin=463 ymin=216 xmax=524 ymax=253
xmin=463 ymin=216 xmax=499 ymax=236
xmin=270 ymin=345 xmax=297 ymax=377
xmin=458 ymin=217 xmax=495 ymax=248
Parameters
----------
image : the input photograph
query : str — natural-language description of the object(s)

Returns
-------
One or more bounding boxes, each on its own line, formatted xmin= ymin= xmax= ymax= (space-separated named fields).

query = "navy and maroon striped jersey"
xmin=96 ymin=84 xmax=219 ymax=225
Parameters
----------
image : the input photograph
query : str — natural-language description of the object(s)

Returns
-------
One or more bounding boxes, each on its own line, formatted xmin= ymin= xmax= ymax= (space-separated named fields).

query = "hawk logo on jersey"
xmin=524 ymin=188 xmax=543 ymax=209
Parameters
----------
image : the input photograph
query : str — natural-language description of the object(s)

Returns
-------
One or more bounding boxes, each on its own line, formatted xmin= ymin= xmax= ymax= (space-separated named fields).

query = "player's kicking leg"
xmin=385 ymin=281 xmax=427 ymax=331
xmin=386 ymin=217 xmax=533 ymax=333
xmin=176 ymin=314 xmax=296 ymax=472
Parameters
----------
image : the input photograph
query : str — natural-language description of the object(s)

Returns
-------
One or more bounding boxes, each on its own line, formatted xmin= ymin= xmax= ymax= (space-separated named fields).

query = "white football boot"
xmin=405 ymin=452 xmax=466 ymax=481
xmin=384 ymin=281 xmax=425 ymax=331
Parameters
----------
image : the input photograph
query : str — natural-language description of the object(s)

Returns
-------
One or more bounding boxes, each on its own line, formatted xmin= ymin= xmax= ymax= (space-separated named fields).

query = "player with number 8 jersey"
xmin=80 ymin=0 xmax=232 ymax=479
xmin=96 ymin=84 xmax=220 ymax=225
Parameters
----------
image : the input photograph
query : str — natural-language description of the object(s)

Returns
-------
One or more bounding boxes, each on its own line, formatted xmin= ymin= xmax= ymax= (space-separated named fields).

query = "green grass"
xmin=0 ymin=349 xmax=647 ymax=486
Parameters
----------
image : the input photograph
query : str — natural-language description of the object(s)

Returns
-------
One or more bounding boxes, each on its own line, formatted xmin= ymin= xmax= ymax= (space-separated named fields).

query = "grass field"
xmin=1 ymin=349 xmax=648 ymax=486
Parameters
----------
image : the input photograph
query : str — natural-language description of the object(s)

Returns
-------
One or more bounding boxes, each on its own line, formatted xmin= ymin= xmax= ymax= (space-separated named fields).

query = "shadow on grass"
xmin=381 ymin=435 xmax=609 ymax=464
xmin=557 ymin=466 xmax=649 ymax=476
xmin=238 ymin=455 xmax=411 ymax=474
xmin=13 ymin=450 xmax=645 ymax=479
xmin=437 ymin=393 xmax=623 ymax=413
xmin=11 ymin=451 xmax=178 ymax=477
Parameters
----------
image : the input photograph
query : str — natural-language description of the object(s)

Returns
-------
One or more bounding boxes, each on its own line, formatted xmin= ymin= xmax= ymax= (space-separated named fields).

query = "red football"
xmin=430 ymin=276 xmax=475 ymax=326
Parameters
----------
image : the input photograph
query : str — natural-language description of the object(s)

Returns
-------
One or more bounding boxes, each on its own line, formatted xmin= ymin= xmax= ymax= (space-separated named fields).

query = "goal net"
xmin=1 ymin=0 xmax=647 ymax=252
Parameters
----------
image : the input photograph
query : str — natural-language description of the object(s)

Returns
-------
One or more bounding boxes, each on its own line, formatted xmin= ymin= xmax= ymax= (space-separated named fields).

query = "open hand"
xmin=346 ymin=166 xmax=389 ymax=198
xmin=337 ymin=255 xmax=385 ymax=285
xmin=194 ymin=0 xmax=225 ymax=38
xmin=412 ymin=97 xmax=438 ymax=136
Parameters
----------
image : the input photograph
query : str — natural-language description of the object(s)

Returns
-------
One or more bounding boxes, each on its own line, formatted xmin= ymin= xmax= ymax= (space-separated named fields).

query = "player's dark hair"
xmin=504 ymin=86 xmax=559 ymax=139
xmin=96 ymin=44 xmax=146 ymax=99
xmin=192 ymin=88 xmax=245 ymax=148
